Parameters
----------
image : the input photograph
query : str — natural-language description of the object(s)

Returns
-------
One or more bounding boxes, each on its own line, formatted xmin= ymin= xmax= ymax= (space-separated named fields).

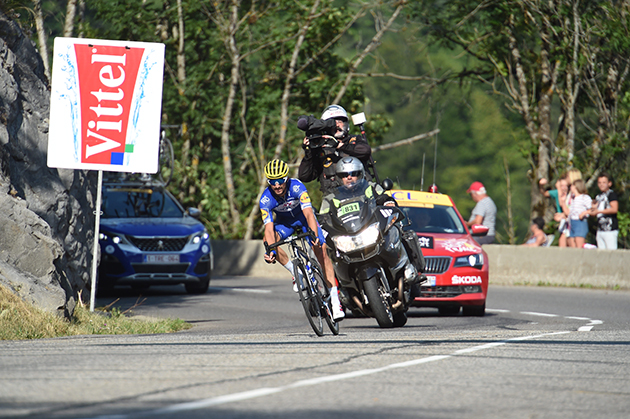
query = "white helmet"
xmin=321 ymin=104 xmax=349 ymax=138
xmin=336 ymin=156 xmax=365 ymax=188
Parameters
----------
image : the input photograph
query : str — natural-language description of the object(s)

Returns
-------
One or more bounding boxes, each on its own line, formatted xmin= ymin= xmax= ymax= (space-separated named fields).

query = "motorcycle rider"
xmin=319 ymin=157 xmax=421 ymax=285
xmin=298 ymin=104 xmax=372 ymax=195
xmin=260 ymin=159 xmax=345 ymax=320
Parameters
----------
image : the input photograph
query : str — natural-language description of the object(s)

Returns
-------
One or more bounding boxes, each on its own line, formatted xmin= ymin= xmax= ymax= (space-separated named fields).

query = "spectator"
xmin=567 ymin=179 xmax=592 ymax=248
xmin=539 ymin=173 xmax=569 ymax=236
xmin=589 ymin=172 xmax=619 ymax=249
xmin=522 ymin=217 xmax=547 ymax=247
xmin=466 ymin=181 xmax=496 ymax=245
xmin=558 ymin=169 xmax=583 ymax=247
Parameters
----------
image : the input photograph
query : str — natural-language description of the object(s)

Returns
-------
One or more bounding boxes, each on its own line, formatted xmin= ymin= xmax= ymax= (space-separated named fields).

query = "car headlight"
xmin=99 ymin=232 xmax=128 ymax=245
xmin=191 ymin=230 xmax=210 ymax=245
xmin=454 ymin=253 xmax=484 ymax=269
xmin=333 ymin=222 xmax=380 ymax=253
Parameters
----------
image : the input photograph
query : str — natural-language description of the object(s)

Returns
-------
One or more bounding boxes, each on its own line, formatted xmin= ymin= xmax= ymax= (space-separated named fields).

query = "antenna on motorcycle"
xmin=351 ymin=112 xmax=381 ymax=184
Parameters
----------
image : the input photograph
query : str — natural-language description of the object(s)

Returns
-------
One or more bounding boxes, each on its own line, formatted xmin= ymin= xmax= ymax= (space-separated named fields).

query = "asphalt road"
xmin=1 ymin=277 xmax=629 ymax=419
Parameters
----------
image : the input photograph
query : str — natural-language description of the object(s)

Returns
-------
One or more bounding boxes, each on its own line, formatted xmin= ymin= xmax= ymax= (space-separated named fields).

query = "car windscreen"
xmin=101 ymin=187 xmax=184 ymax=218
xmin=401 ymin=205 xmax=466 ymax=234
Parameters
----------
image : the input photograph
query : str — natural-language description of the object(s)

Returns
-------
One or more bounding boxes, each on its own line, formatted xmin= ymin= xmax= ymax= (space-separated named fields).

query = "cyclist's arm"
xmin=263 ymin=222 xmax=276 ymax=248
xmin=302 ymin=206 xmax=321 ymax=245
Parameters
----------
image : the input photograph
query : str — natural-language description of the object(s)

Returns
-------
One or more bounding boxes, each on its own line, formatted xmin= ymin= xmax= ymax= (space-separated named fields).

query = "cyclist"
xmin=260 ymin=159 xmax=345 ymax=320
xmin=298 ymin=104 xmax=372 ymax=195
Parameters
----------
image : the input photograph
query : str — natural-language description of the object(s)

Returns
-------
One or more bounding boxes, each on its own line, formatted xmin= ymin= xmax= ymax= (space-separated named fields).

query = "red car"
xmin=389 ymin=189 xmax=489 ymax=316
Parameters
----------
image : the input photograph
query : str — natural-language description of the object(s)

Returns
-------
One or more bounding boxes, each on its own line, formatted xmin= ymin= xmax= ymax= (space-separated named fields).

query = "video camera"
xmin=296 ymin=115 xmax=337 ymax=149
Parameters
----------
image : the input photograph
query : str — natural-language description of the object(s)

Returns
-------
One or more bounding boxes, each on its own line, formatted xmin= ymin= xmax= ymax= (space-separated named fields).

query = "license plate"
xmin=425 ymin=275 xmax=437 ymax=286
xmin=144 ymin=254 xmax=179 ymax=263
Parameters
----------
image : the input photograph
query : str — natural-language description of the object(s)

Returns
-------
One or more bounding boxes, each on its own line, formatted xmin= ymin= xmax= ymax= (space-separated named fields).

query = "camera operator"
xmin=298 ymin=105 xmax=372 ymax=195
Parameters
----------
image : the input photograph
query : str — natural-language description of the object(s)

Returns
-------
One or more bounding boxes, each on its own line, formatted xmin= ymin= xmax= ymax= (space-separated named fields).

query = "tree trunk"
xmin=176 ymin=0 xmax=186 ymax=89
xmin=274 ymin=0 xmax=320 ymax=158
xmin=63 ymin=0 xmax=77 ymax=37
xmin=220 ymin=0 xmax=242 ymax=235
xmin=32 ymin=0 xmax=50 ymax=80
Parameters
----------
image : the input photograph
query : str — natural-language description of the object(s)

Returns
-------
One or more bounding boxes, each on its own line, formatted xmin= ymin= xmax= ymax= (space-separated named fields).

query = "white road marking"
xmin=492 ymin=310 xmax=603 ymax=331
xmin=565 ymin=316 xmax=591 ymax=321
xmin=88 ymin=331 xmax=570 ymax=418
xmin=520 ymin=311 xmax=559 ymax=317
xmin=208 ymin=287 xmax=272 ymax=294
xmin=578 ymin=319 xmax=603 ymax=332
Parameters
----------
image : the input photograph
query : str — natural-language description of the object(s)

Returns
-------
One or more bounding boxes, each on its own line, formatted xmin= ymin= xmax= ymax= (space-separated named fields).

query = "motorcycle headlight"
xmin=454 ymin=253 xmax=484 ymax=269
xmin=333 ymin=222 xmax=380 ymax=253
xmin=191 ymin=230 xmax=210 ymax=245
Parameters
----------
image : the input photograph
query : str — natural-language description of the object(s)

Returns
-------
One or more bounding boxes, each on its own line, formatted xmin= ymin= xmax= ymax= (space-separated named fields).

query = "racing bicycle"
xmin=266 ymin=231 xmax=339 ymax=336
xmin=158 ymin=127 xmax=175 ymax=186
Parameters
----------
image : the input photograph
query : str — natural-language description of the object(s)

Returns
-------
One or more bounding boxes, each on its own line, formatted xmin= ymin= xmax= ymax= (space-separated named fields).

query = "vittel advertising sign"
xmin=48 ymin=38 xmax=165 ymax=173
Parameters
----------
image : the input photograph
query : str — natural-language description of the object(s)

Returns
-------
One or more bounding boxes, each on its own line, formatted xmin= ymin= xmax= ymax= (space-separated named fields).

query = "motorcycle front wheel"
xmin=363 ymin=270 xmax=395 ymax=328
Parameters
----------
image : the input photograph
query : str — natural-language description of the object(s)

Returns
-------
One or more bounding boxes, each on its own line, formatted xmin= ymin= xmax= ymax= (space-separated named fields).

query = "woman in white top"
xmin=568 ymin=179 xmax=592 ymax=248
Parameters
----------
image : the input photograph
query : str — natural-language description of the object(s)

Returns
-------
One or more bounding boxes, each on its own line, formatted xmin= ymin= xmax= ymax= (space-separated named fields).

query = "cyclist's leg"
xmin=273 ymin=222 xmax=294 ymax=265
xmin=304 ymin=223 xmax=344 ymax=319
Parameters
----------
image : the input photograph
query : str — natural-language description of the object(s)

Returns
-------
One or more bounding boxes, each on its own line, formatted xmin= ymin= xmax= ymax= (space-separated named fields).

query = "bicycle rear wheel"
xmin=158 ymin=137 xmax=174 ymax=186
xmin=294 ymin=260 xmax=324 ymax=336
xmin=310 ymin=258 xmax=339 ymax=335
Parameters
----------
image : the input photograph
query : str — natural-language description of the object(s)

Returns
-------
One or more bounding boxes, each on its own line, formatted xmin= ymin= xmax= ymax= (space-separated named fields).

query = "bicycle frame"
xmin=266 ymin=231 xmax=339 ymax=336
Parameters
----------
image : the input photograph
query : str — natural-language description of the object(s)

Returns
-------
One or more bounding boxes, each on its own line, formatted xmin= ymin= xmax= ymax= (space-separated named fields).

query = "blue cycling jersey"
xmin=259 ymin=178 xmax=312 ymax=225
xmin=260 ymin=179 xmax=324 ymax=242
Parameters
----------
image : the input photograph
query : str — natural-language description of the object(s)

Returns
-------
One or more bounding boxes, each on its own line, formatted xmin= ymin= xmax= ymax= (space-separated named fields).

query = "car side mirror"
xmin=471 ymin=224 xmax=489 ymax=237
xmin=188 ymin=207 xmax=201 ymax=219
xmin=381 ymin=178 xmax=394 ymax=191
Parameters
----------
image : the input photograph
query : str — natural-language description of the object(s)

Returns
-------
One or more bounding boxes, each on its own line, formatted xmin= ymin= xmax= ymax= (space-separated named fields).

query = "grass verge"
xmin=0 ymin=284 xmax=191 ymax=340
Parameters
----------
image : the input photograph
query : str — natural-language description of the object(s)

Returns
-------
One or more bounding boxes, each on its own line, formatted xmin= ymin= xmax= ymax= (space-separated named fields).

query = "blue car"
xmin=98 ymin=178 xmax=212 ymax=294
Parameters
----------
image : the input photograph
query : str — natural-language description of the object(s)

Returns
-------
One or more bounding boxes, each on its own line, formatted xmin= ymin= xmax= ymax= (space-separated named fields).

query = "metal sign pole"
xmin=89 ymin=170 xmax=103 ymax=312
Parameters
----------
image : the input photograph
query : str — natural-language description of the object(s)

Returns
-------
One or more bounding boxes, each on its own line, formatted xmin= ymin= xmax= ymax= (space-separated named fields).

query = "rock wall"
xmin=0 ymin=12 xmax=95 ymax=317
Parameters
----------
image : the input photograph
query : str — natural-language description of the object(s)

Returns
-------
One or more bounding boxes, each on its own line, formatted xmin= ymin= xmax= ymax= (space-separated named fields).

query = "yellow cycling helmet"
xmin=264 ymin=159 xmax=289 ymax=180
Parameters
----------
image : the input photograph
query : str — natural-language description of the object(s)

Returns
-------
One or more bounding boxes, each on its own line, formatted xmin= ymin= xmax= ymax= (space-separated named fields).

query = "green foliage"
xmin=77 ymin=0 xmax=370 ymax=238
xmin=618 ymin=212 xmax=630 ymax=249
xmin=14 ymin=0 xmax=628 ymax=246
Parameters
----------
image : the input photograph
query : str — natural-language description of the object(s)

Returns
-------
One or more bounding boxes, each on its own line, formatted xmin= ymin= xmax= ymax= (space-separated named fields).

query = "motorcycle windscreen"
xmin=331 ymin=180 xmax=375 ymax=234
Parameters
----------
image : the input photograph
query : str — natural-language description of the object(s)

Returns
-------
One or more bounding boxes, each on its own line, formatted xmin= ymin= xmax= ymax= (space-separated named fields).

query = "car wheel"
xmin=438 ymin=306 xmax=460 ymax=316
xmin=462 ymin=303 xmax=486 ymax=317
xmin=185 ymin=276 xmax=210 ymax=294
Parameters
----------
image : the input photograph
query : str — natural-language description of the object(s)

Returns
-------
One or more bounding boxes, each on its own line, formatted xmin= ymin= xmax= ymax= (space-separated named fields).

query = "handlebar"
xmin=265 ymin=230 xmax=317 ymax=253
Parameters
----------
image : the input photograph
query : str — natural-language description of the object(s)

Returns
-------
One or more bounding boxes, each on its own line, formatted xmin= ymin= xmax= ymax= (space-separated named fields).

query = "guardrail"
xmin=211 ymin=240 xmax=630 ymax=290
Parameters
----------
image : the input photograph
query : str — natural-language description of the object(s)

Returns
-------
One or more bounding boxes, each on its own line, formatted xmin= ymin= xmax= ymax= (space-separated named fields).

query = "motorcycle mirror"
xmin=351 ymin=112 xmax=366 ymax=126
xmin=381 ymin=178 xmax=394 ymax=191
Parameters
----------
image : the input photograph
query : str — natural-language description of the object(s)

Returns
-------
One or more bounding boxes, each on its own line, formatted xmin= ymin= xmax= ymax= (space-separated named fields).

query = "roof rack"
xmin=102 ymin=172 xmax=166 ymax=188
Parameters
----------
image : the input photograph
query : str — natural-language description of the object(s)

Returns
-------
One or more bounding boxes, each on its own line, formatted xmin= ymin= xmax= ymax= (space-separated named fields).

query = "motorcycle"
xmin=320 ymin=179 xmax=423 ymax=328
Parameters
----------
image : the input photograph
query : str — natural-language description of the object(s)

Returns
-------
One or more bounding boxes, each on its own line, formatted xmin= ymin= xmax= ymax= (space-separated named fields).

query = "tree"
xmin=411 ymin=0 xmax=630 ymax=221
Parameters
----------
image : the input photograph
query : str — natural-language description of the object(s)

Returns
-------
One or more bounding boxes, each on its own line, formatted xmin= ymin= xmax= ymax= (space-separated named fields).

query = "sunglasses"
xmin=339 ymin=171 xmax=361 ymax=178
xmin=268 ymin=177 xmax=288 ymax=186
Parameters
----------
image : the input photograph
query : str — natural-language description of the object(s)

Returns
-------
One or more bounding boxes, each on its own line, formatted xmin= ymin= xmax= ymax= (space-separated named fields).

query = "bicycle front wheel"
xmin=294 ymin=260 xmax=324 ymax=336
xmin=158 ymin=137 xmax=174 ymax=185
xmin=310 ymin=258 xmax=339 ymax=335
